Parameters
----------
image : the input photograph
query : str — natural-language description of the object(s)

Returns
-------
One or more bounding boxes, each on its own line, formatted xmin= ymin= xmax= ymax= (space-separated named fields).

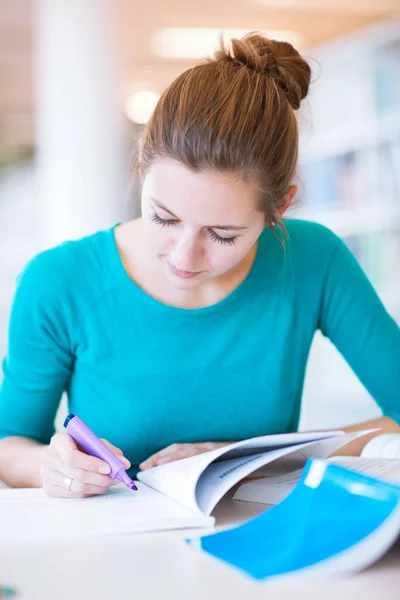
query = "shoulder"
xmin=282 ymin=219 xmax=347 ymax=271
xmin=14 ymin=227 xmax=117 ymax=313
xmin=256 ymin=220 xmax=352 ymax=317
xmin=284 ymin=219 xmax=341 ymax=252
xmin=258 ymin=219 xmax=345 ymax=274
xmin=20 ymin=228 xmax=109 ymax=280
xmin=256 ymin=218 xmax=343 ymax=271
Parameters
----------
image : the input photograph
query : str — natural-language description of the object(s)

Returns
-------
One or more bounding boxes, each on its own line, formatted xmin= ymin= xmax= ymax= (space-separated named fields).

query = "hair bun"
xmin=214 ymin=31 xmax=311 ymax=110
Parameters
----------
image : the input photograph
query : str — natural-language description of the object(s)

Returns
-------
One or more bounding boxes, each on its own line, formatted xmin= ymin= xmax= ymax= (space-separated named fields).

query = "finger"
xmin=100 ymin=439 xmax=131 ymax=469
xmin=51 ymin=432 xmax=111 ymax=474
xmin=100 ymin=438 xmax=123 ymax=455
xmin=41 ymin=463 xmax=111 ymax=499
xmin=149 ymin=444 xmax=182 ymax=460
xmin=140 ymin=454 xmax=166 ymax=470
xmin=59 ymin=465 xmax=116 ymax=488
xmin=46 ymin=481 xmax=106 ymax=499
xmin=154 ymin=444 xmax=221 ymax=465
xmin=140 ymin=448 xmax=199 ymax=470
xmin=139 ymin=441 xmax=229 ymax=470
xmin=53 ymin=470 xmax=112 ymax=497
xmin=155 ymin=448 xmax=202 ymax=465
xmin=140 ymin=455 xmax=166 ymax=470
xmin=41 ymin=460 xmax=115 ymax=491
xmin=43 ymin=440 xmax=131 ymax=470
xmin=140 ymin=444 xmax=183 ymax=469
xmin=144 ymin=442 xmax=220 ymax=464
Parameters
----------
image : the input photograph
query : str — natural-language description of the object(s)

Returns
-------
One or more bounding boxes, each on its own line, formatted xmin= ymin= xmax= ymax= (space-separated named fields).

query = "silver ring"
xmin=64 ymin=476 xmax=73 ymax=492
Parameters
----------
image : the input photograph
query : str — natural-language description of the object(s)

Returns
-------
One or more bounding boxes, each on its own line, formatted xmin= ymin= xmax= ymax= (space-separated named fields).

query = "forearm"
xmin=0 ymin=436 xmax=46 ymax=488
xmin=329 ymin=416 xmax=400 ymax=457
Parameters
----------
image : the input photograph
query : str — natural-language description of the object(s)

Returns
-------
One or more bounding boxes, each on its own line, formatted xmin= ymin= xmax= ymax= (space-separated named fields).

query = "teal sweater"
xmin=1 ymin=220 xmax=399 ymax=476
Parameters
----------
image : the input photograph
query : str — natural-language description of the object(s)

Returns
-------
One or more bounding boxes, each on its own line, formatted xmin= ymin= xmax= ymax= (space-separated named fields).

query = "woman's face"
xmin=141 ymin=158 xmax=266 ymax=290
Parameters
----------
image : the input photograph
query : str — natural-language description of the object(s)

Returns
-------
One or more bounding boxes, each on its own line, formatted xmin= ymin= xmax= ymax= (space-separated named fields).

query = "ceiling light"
xmin=256 ymin=0 xmax=399 ymax=12
xmin=124 ymin=91 xmax=160 ymax=125
xmin=151 ymin=28 xmax=303 ymax=59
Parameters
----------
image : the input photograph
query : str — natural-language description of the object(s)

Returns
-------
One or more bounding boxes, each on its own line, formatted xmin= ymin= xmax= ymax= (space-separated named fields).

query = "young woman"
xmin=0 ymin=33 xmax=399 ymax=498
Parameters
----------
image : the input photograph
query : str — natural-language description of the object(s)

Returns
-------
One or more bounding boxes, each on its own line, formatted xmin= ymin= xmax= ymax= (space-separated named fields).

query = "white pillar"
xmin=34 ymin=0 xmax=128 ymax=248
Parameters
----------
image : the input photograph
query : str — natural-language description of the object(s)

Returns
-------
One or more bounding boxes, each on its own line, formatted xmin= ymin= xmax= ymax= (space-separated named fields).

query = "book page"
xmin=137 ymin=430 xmax=347 ymax=513
xmin=327 ymin=456 xmax=400 ymax=483
xmin=198 ymin=431 xmax=370 ymax=513
xmin=0 ymin=482 xmax=214 ymax=544
xmin=361 ymin=433 xmax=400 ymax=459
xmin=138 ymin=430 xmax=375 ymax=515
xmin=233 ymin=455 xmax=400 ymax=506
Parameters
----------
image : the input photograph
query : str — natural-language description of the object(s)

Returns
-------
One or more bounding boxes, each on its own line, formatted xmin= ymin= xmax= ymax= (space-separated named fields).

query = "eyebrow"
xmin=151 ymin=198 xmax=248 ymax=231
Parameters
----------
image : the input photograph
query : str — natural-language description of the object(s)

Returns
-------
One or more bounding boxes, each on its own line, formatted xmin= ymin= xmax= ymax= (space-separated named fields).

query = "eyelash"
xmin=150 ymin=212 xmax=237 ymax=246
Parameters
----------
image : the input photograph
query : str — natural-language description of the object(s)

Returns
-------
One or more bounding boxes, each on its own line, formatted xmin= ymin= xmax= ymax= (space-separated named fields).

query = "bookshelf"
xmin=294 ymin=18 xmax=400 ymax=319
xmin=295 ymin=19 xmax=400 ymax=430
xmin=299 ymin=107 xmax=400 ymax=164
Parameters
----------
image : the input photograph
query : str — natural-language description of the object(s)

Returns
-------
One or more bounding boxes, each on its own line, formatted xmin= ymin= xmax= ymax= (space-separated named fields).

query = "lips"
xmin=167 ymin=260 xmax=202 ymax=279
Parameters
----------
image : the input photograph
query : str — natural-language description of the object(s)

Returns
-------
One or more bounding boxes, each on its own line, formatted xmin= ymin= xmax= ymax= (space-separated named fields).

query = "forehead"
xmin=142 ymin=158 xmax=260 ymax=222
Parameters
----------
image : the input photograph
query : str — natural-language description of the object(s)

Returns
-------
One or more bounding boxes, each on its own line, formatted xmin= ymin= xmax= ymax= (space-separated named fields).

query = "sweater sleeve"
xmin=318 ymin=232 xmax=400 ymax=424
xmin=0 ymin=252 xmax=75 ymax=444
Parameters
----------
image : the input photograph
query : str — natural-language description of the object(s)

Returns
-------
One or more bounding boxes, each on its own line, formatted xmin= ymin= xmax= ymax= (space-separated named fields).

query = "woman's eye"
xmin=151 ymin=212 xmax=237 ymax=246
xmin=150 ymin=212 xmax=178 ymax=227
xmin=208 ymin=229 xmax=237 ymax=246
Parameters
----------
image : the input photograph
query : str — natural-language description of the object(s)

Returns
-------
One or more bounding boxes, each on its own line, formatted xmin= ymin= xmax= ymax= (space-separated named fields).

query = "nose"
xmin=169 ymin=229 xmax=202 ymax=271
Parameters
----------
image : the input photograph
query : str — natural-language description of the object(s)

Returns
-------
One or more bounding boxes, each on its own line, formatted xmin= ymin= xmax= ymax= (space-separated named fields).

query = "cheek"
xmin=147 ymin=222 xmax=173 ymax=251
xmin=208 ymin=242 xmax=252 ymax=272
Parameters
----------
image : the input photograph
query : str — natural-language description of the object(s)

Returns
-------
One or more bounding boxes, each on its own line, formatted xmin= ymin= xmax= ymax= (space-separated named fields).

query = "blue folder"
xmin=187 ymin=459 xmax=400 ymax=580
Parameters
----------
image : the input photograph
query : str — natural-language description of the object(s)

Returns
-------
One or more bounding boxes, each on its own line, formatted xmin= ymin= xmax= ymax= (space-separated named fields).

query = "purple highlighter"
xmin=63 ymin=414 xmax=137 ymax=491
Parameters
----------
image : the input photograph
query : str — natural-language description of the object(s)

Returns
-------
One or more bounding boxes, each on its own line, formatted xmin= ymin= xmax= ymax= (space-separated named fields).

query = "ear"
xmin=277 ymin=185 xmax=297 ymax=220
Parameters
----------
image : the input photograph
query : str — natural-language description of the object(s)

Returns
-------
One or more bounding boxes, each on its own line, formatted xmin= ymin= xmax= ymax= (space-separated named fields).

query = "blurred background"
xmin=0 ymin=0 xmax=399 ymax=431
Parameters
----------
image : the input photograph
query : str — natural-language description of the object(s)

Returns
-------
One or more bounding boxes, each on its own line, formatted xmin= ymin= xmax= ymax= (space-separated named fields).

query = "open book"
xmin=234 ymin=432 xmax=400 ymax=506
xmin=0 ymin=429 xmax=371 ymax=543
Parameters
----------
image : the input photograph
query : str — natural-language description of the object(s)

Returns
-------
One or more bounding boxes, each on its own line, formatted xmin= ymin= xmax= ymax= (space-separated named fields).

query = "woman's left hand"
xmin=139 ymin=442 xmax=232 ymax=470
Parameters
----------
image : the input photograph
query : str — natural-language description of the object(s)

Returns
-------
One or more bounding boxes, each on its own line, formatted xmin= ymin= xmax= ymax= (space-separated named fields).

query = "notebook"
xmin=234 ymin=432 xmax=400 ymax=506
xmin=0 ymin=429 xmax=372 ymax=543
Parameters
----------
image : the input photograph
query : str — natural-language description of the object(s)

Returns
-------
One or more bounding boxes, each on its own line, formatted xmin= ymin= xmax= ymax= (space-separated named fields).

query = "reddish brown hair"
xmin=138 ymin=32 xmax=311 ymax=230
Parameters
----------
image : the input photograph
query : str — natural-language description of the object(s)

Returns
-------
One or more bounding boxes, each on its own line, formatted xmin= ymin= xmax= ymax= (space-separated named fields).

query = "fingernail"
xmin=99 ymin=464 xmax=111 ymax=474
xmin=122 ymin=456 xmax=131 ymax=468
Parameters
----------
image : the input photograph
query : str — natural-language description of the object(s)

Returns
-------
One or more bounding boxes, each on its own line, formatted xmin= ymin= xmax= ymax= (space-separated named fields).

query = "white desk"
xmin=1 ymin=492 xmax=399 ymax=600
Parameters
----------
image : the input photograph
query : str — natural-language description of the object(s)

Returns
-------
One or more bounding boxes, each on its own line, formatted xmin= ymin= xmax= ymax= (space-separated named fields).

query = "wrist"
xmin=26 ymin=443 xmax=47 ymax=487
xmin=2 ymin=437 xmax=48 ymax=488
